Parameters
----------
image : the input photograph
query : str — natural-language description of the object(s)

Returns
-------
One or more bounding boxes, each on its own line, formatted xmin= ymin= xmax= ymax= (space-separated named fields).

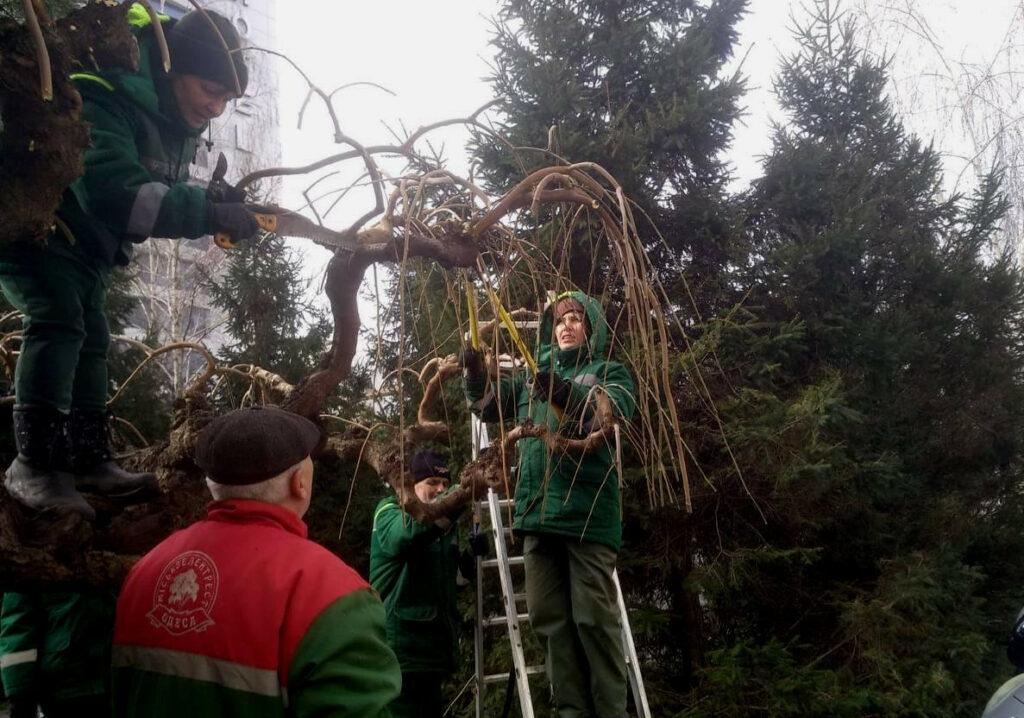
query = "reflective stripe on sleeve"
xmin=373 ymin=502 xmax=398 ymax=528
xmin=0 ymin=649 xmax=38 ymax=669
xmin=126 ymin=182 xmax=171 ymax=237
xmin=112 ymin=644 xmax=282 ymax=698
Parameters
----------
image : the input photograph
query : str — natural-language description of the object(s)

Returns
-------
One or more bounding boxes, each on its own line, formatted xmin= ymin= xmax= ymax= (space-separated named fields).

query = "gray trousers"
xmin=523 ymin=534 xmax=627 ymax=718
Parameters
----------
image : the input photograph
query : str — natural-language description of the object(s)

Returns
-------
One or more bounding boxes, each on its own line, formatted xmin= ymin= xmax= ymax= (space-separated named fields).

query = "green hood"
xmin=536 ymin=290 xmax=611 ymax=368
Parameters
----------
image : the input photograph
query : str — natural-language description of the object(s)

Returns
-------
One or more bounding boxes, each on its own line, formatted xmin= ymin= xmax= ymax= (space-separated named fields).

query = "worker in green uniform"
xmin=462 ymin=291 xmax=637 ymax=718
xmin=370 ymin=449 xmax=485 ymax=718
xmin=0 ymin=591 xmax=117 ymax=717
xmin=0 ymin=5 xmax=261 ymax=519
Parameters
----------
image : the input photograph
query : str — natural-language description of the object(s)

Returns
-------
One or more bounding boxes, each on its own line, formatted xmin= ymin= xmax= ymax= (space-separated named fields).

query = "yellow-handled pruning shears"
xmin=472 ymin=276 xmax=564 ymax=420
xmin=482 ymin=284 xmax=538 ymax=376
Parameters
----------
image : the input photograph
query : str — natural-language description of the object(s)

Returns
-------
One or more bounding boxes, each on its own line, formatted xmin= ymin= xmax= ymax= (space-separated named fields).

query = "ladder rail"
xmin=472 ymin=416 xmax=487 ymax=718
xmin=614 ymin=569 xmax=651 ymax=718
xmin=470 ymin=399 xmax=650 ymax=718
xmin=488 ymin=488 xmax=536 ymax=718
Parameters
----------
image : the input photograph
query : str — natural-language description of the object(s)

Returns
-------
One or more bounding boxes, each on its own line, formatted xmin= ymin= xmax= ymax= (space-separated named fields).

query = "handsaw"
xmin=213 ymin=205 xmax=356 ymax=252
xmin=482 ymin=283 xmax=538 ymax=375
xmin=206 ymin=152 xmax=355 ymax=252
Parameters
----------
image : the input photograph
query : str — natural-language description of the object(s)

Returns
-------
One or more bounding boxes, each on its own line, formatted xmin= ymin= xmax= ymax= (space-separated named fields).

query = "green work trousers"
xmin=391 ymin=670 xmax=445 ymax=718
xmin=523 ymin=535 xmax=627 ymax=718
xmin=0 ymin=244 xmax=111 ymax=411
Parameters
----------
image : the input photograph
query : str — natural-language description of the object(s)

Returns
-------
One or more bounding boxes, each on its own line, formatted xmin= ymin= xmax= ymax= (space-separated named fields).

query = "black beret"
xmin=166 ymin=10 xmax=248 ymax=95
xmin=411 ymin=450 xmax=450 ymax=482
xmin=195 ymin=406 xmax=321 ymax=485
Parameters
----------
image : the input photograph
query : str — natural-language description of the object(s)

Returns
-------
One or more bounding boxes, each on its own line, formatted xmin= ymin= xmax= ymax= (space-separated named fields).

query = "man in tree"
xmin=112 ymin=406 xmax=401 ymax=716
xmin=462 ymin=291 xmax=636 ymax=718
xmin=0 ymin=5 xmax=262 ymax=519
xmin=369 ymin=449 xmax=485 ymax=718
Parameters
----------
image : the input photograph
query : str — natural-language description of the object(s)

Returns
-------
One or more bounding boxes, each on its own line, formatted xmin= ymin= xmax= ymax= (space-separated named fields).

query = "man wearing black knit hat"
xmin=112 ymin=406 xmax=401 ymax=716
xmin=0 ymin=4 xmax=261 ymax=519
xmin=370 ymin=449 xmax=487 ymax=718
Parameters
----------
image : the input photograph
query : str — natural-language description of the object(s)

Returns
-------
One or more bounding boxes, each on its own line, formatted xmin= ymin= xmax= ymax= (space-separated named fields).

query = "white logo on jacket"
xmin=147 ymin=551 xmax=219 ymax=636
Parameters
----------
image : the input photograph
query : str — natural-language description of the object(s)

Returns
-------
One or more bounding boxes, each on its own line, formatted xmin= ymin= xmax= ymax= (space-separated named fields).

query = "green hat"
xmin=167 ymin=9 xmax=248 ymax=95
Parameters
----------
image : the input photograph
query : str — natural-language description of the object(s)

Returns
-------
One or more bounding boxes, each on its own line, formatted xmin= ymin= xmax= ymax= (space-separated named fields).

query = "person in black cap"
xmin=1 ymin=4 xmax=260 ymax=519
xmin=112 ymin=406 xmax=401 ymax=717
xmin=369 ymin=449 xmax=487 ymax=718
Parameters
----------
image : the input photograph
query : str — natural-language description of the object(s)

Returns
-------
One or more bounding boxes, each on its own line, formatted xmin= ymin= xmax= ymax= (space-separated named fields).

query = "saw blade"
xmin=249 ymin=205 xmax=356 ymax=251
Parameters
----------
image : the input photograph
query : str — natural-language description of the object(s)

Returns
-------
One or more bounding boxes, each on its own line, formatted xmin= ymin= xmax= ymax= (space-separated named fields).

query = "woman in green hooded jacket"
xmin=462 ymin=290 xmax=636 ymax=718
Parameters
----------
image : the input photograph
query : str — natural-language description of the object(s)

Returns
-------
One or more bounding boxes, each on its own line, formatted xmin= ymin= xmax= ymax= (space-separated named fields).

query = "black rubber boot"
xmin=64 ymin=409 xmax=159 ymax=503
xmin=4 ymin=405 xmax=95 ymax=519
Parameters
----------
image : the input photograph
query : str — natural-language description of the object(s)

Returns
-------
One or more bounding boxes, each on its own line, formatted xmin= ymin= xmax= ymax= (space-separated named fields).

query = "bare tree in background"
xmin=852 ymin=0 xmax=1024 ymax=256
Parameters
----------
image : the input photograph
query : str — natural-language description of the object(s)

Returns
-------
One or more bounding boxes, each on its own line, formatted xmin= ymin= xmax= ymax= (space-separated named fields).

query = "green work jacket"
xmin=0 ymin=591 xmax=116 ymax=702
xmin=52 ymin=5 xmax=210 ymax=267
xmin=463 ymin=290 xmax=636 ymax=551
xmin=369 ymin=496 xmax=460 ymax=675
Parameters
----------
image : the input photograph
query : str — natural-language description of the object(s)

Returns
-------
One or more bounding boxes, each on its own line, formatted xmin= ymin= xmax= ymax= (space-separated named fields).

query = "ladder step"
xmin=481 ymin=556 xmax=524 ymax=569
xmin=514 ymin=592 xmax=527 ymax=603
xmin=482 ymin=612 xmax=529 ymax=628
xmin=483 ymin=665 xmax=545 ymax=685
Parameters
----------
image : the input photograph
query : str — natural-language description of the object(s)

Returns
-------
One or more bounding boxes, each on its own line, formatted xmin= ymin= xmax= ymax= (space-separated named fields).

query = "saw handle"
xmin=214 ymin=212 xmax=278 ymax=250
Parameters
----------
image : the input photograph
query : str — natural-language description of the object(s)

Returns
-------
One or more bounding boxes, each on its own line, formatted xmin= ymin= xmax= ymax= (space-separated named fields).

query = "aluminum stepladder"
xmin=471 ymin=413 xmax=652 ymax=718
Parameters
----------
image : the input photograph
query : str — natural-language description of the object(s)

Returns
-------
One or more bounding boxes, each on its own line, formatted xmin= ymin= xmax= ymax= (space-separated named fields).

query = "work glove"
xmin=459 ymin=347 xmax=486 ymax=381
xmin=206 ymin=180 xmax=247 ymax=204
xmin=471 ymin=529 xmax=489 ymax=557
xmin=532 ymin=371 xmax=573 ymax=408
xmin=207 ymin=202 xmax=260 ymax=243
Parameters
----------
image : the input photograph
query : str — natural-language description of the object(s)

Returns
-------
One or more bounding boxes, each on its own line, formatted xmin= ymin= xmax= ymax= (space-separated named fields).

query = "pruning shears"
xmin=470 ymin=274 xmax=564 ymax=420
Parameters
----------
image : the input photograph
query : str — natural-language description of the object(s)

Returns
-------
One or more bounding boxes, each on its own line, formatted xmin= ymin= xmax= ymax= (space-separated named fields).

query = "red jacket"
xmin=112 ymin=499 xmax=401 ymax=717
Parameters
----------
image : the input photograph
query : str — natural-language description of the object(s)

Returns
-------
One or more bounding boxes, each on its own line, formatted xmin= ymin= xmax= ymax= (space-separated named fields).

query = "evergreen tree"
xmin=468 ymin=0 xmax=752 ymax=711
xmin=204 ymin=232 xmax=384 ymax=574
xmin=205 ymin=233 xmax=331 ymax=387
xmin=474 ymin=0 xmax=748 ymax=309
xmin=681 ymin=2 xmax=1024 ymax=715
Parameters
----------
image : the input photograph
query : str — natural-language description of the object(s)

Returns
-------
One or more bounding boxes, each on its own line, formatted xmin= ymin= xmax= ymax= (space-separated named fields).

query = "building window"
xmin=236 ymin=98 xmax=256 ymax=117
xmin=235 ymin=16 xmax=248 ymax=36
xmin=235 ymin=123 xmax=252 ymax=153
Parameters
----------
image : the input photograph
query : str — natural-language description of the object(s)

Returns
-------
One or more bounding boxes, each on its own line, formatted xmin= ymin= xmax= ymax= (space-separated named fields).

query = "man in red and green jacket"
xmin=112 ymin=406 xmax=401 ymax=716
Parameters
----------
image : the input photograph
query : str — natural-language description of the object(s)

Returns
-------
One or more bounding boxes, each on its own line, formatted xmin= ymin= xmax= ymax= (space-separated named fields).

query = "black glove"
xmin=459 ymin=347 xmax=486 ymax=380
xmin=470 ymin=530 xmax=489 ymax=557
xmin=532 ymin=371 xmax=573 ymax=408
xmin=207 ymin=202 xmax=260 ymax=242
xmin=206 ymin=180 xmax=248 ymax=204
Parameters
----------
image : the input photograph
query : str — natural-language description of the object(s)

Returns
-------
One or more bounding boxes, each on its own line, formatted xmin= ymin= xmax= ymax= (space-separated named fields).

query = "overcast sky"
xmin=271 ymin=0 xmax=1024 ymax=310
